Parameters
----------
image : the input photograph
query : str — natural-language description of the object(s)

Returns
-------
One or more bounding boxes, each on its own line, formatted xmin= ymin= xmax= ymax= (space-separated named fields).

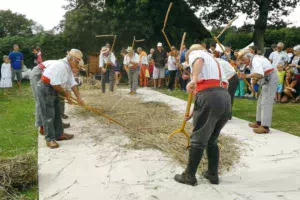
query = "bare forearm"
xmin=72 ymin=86 xmax=80 ymax=99
xmin=52 ymin=85 xmax=68 ymax=96
xmin=246 ymin=73 xmax=263 ymax=79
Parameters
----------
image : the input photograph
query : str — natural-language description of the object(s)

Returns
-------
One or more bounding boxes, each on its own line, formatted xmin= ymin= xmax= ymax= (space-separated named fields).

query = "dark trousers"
xmin=60 ymin=100 xmax=65 ymax=115
xmin=168 ymin=70 xmax=177 ymax=90
xmin=101 ymin=68 xmax=114 ymax=93
xmin=191 ymin=87 xmax=231 ymax=150
xmin=37 ymin=81 xmax=63 ymax=141
xmin=228 ymin=74 xmax=239 ymax=118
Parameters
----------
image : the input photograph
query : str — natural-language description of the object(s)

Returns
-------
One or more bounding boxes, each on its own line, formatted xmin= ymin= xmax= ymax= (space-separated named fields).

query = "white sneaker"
xmin=244 ymin=94 xmax=249 ymax=97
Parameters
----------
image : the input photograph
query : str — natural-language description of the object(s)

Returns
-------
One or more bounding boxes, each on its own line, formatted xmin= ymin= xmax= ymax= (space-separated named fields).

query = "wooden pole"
xmin=161 ymin=2 xmax=173 ymax=50
xmin=217 ymin=16 xmax=239 ymax=39
xmin=95 ymin=34 xmax=115 ymax=38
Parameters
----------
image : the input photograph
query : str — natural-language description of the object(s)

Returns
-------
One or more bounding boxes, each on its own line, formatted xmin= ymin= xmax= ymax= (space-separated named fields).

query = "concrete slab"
xmin=39 ymin=88 xmax=300 ymax=200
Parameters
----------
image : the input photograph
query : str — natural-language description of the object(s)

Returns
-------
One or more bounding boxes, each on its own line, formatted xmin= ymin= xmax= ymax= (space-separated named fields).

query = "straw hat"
xmin=157 ymin=42 xmax=163 ymax=47
xmin=237 ymin=49 xmax=251 ymax=59
xmin=101 ymin=46 xmax=109 ymax=54
xmin=127 ymin=46 xmax=133 ymax=52
xmin=69 ymin=49 xmax=84 ymax=66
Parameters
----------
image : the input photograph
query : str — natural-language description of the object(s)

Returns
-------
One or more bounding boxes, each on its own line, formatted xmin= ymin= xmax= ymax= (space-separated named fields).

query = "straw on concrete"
xmin=73 ymin=85 xmax=241 ymax=174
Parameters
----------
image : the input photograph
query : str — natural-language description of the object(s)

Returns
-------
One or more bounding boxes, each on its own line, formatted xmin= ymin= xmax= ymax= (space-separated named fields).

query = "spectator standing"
xmin=152 ymin=42 xmax=167 ymax=89
xmin=167 ymin=46 xmax=178 ymax=91
xmin=235 ymin=64 xmax=246 ymax=98
xmin=137 ymin=47 xmax=149 ymax=87
xmin=288 ymin=45 xmax=300 ymax=75
xmin=9 ymin=44 xmax=24 ymax=92
xmin=275 ymin=64 xmax=285 ymax=102
xmin=221 ymin=46 xmax=232 ymax=62
xmin=178 ymin=43 xmax=189 ymax=91
xmin=269 ymin=42 xmax=289 ymax=69
xmin=36 ymin=47 xmax=43 ymax=64
xmin=148 ymin=48 xmax=155 ymax=78
xmin=31 ymin=47 xmax=38 ymax=68
xmin=264 ymin=43 xmax=277 ymax=59
xmin=0 ymin=56 xmax=12 ymax=95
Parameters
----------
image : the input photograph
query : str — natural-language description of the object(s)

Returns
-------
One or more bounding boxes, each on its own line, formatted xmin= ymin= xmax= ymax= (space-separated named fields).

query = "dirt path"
xmin=38 ymin=88 xmax=300 ymax=200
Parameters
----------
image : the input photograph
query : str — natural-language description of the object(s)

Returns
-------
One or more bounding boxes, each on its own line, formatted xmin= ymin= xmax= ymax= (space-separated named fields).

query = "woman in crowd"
xmin=281 ymin=69 xmax=299 ymax=103
xmin=288 ymin=45 xmax=300 ymax=75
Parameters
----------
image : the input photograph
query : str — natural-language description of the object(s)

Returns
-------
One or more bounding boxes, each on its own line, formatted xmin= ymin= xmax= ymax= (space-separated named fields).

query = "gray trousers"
xmin=101 ymin=68 xmax=114 ymax=93
xmin=60 ymin=101 xmax=65 ymax=115
xmin=30 ymin=66 xmax=43 ymax=127
xmin=256 ymin=71 xmax=278 ymax=127
xmin=128 ymin=68 xmax=139 ymax=92
xmin=37 ymin=81 xmax=63 ymax=141
xmin=191 ymin=88 xmax=231 ymax=149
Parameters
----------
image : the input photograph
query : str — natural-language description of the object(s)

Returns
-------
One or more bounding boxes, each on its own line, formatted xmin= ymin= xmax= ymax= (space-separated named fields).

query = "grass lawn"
xmin=0 ymin=81 xmax=38 ymax=199
xmin=158 ymin=88 xmax=300 ymax=137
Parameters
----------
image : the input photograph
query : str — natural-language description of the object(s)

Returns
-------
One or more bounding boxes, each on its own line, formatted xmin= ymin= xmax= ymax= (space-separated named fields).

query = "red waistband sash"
xmin=264 ymin=68 xmax=274 ymax=75
xmin=38 ymin=63 xmax=46 ymax=70
xmin=41 ymin=75 xmax=50 ymax=84
xmin=196 ymin=79 xmax=228 ymax=93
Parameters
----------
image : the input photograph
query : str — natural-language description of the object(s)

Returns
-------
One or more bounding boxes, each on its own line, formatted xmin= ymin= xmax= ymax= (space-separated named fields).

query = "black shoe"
xmin=202 ymin=171 xmax=219 ymax=184
xmin=174 ymin=147 xmax=204 ymax=186
xmin=62 ymin=122 xmax=70 ymax=129
xmin=61 ymin=114 xmax=69 ymax=119
xmin=174 ymin=171 xmax=197 ymax=186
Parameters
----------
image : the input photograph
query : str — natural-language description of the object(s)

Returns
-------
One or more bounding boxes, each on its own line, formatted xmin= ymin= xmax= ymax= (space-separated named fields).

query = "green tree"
xmin=186 ymin=0 xmax=300 ymax=51
xmin=0 ymin=10 xmax=36 ymax=37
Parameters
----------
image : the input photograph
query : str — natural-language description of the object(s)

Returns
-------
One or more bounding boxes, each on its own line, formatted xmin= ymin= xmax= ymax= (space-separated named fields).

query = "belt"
xmin=264 ymin=68 xmax=274 ymax=75
xmin=41 ymin=75 xmax=50 ymax=84
xmin=195 ymin=79 xmax=228 ymax=93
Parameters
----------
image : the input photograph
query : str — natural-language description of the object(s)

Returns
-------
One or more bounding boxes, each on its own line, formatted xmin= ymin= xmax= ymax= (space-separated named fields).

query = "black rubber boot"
xmin=174 ymin=147 xmax=204 ymax=186
xmin=203 ymin=144 xmax=219 ymax=184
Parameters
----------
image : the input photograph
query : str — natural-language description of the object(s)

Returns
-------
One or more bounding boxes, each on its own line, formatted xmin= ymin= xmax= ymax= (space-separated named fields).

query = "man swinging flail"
xmin=174 ymin=44 xmax=231 ymax=186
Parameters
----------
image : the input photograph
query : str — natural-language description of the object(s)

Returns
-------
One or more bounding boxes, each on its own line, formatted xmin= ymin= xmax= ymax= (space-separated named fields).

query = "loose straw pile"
xmin=72 ymin=86 xmax=242 ymax=173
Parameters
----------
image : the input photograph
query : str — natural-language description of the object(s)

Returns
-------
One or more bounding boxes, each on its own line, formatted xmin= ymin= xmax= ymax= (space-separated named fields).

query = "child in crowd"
xmin=0 ymin=56 xmax=12 ymax=95
xmin=88 ymin=72 xmax=96 ymax=85
xmin=235 ymin=64 xmax=246 ymax=98
xmin=276 ymin=64 xmax=286 ymax=102
xmin=251 ymin=78 xmax=259 ymax=100
xmin=36 ymin=47 xmax=43 ymax=64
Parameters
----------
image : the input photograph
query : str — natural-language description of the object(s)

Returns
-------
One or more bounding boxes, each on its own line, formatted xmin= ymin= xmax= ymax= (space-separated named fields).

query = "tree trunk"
xmin=253 ymin=0 xmax=270 ymax=52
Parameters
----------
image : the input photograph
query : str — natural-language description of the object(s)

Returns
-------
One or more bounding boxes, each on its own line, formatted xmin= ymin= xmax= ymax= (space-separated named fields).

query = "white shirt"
xmin=1 ymin=63 xmax=12 ymax=78
xmin=216 ymin=58 xmax=236 ymax=80
xmin=41 ymin=60 xmax=58 ymax=69
xmin=43 ymin=58 xmax=77 ymax=91
xmin=99 ymin=52 xmax=116 ymax=68
xmin=123 ymin=53 xmax=139 ymax=68
xmin=188 ymin=50 xmax=227 ymax=83
xmin=251 ymin=55 xmax=274 ymax=76
xmin=269 ymin=51 xmax=289 ymax=68
xmin=167 ymin=56 xmax=177 ymax=71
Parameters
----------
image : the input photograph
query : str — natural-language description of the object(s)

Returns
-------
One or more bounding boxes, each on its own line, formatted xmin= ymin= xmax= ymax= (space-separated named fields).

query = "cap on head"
xmin=157 ymin=42 xmax=163 ymax=47
xmin=127 ymin=46 xmax=133 ymax=52
xmin=69 ymin=49 xmax=84 ymax=66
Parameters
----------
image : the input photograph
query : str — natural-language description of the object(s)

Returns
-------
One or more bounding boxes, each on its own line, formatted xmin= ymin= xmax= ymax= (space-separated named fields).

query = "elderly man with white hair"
xmin=239 ymin=49 xmax=278 ymax=134
xmin=288 ymin=45 xmax=300 ymax=74
xmin=37 ymin=49 xmax=85 ymax=149
xmin=269 ymin=42 xmax=289 ymax=69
